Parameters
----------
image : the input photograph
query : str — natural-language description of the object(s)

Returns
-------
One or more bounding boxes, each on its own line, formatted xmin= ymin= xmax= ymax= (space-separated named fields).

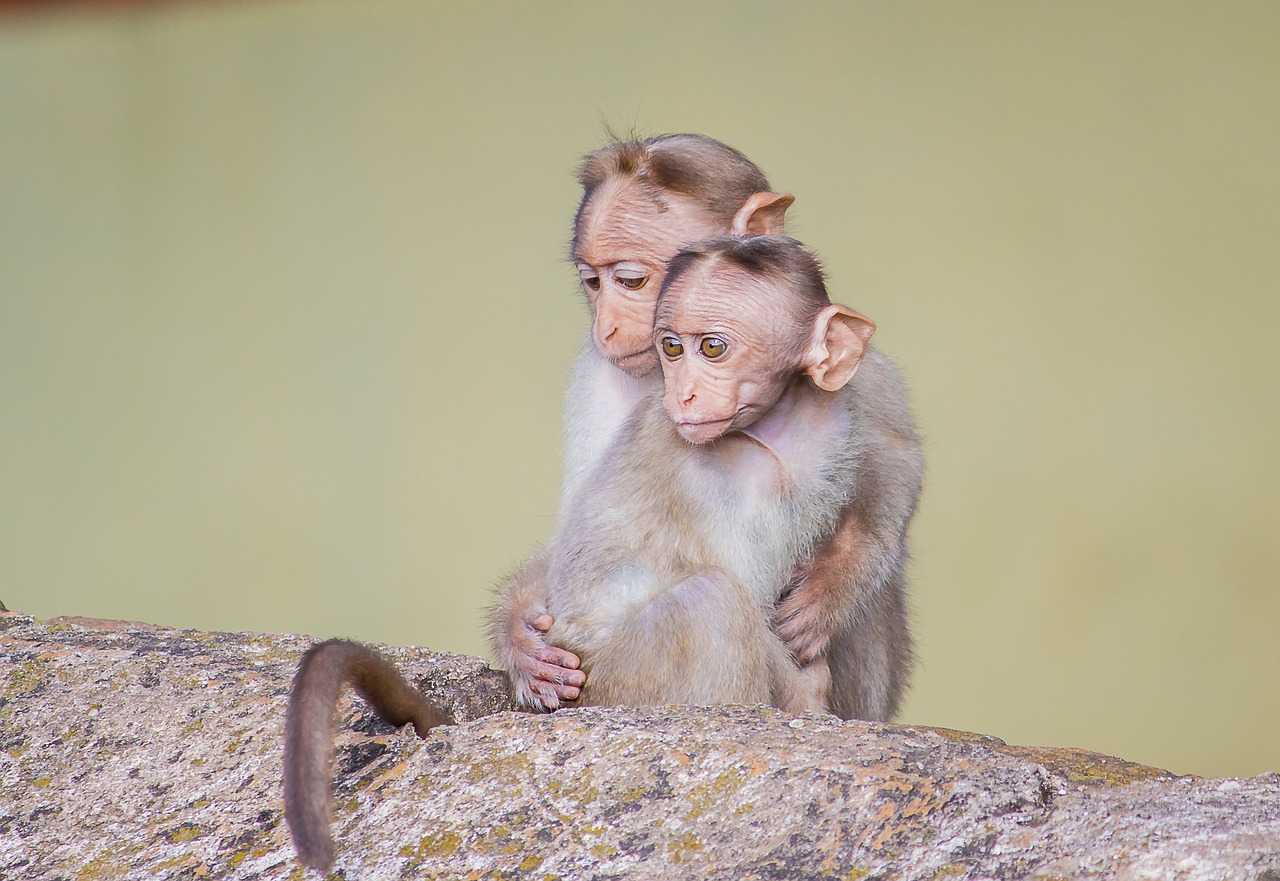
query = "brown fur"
xmin=283 ymin=639 xmax=450 ymax=872
xmin=572 ymin=133 xmax=773 ymax=259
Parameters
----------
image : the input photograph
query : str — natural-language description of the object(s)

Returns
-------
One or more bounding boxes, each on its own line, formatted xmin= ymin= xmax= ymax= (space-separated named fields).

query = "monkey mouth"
xmin=609 ymin=348 xmax=658 ymax=373
xmin=675 ymin=416 xmax=735 ymax=444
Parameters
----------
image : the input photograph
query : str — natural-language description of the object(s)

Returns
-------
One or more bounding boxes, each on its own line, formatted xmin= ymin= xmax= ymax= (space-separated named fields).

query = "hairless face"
xmin=654 ymin=258 xmax=802 ymax=444
xmin=655 ymin=237 xmax=876 ymax=445
xmin=573 ymin=178 xmax=723 ymax=375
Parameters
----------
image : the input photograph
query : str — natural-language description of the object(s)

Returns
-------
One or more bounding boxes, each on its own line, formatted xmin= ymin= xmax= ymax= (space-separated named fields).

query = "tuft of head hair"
xmin=572 ymin=133 xmax=772 ymax=255
xmin=662 ymin=235 xmax=832 ymax=320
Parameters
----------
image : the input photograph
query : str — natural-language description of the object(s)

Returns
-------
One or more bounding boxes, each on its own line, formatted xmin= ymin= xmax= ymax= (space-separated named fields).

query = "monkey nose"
xmin=595 ymin=321 xmax=618 ymax=345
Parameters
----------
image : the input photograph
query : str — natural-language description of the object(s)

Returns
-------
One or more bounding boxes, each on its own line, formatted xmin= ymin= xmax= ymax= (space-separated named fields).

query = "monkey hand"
xmin=507 ymin=611 xmax=585 ymax=711
xmin=773 ymin=564 xmax=849 ymax=665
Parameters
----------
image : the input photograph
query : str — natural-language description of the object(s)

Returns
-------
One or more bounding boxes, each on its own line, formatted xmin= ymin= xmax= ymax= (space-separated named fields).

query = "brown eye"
xmin=583 ymin=276 xmax=601 ymax=291
xmin=699 ymin=337 xmax=727 ymax=358
xmin=661 ymin=337 xmax=684 ymax=357
xmin=616 ymin=275 xmax=647 ymax=291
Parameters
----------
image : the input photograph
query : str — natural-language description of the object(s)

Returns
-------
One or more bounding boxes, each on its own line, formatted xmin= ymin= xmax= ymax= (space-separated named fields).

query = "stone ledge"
xmin=1 ymin=612 xmax=1276 ymax=880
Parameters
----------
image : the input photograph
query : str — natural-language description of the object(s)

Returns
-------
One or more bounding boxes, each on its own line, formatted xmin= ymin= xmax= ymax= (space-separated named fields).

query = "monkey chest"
xmin=687 ymin=440 xmax=823 ymax=601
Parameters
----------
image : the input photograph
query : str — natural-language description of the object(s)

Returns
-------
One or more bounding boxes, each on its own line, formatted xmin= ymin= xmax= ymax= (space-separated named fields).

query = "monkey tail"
xmin=282 ymin=638 xmax=452 ymax=872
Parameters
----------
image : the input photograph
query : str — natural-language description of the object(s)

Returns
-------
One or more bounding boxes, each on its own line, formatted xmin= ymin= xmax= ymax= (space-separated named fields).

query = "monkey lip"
xmin=675 ymin=416 xmax=735 ymax=443
xmin=608 ymin=348 xmax=658 ymax=372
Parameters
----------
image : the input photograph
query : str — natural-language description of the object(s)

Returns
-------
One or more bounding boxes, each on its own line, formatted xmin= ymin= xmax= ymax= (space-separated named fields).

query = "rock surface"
xmin=1 ymin=611 xmax=1276 ymax=880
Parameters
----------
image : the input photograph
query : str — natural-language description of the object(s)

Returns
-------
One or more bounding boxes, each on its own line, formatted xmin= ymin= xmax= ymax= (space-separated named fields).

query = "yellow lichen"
xmin=167 ymin=823 xmax=206 ymax=843
xmin=545 ymin=776 xmax=600 ymax=807
xmin=684 ymin=768 xmax=745 ymax=819
xmin=464 ymin=753 xmax=534 ymax=784
xmin=669 ymin=833 xmax=704 ymax=863
xmin=408 ymin=829 xmax=463 ymax=858
xmin=7 ymin=658 xmax=53 ymax=697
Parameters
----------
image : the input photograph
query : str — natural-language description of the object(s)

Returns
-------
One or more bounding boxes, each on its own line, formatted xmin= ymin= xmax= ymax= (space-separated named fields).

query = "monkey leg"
xmin=578 ymin=568 xmax=801 ymax=709
xmin=825 ymin=566 xmax=914 ymax=722
xmin=776 ymin=656 xmax=831 ymax=715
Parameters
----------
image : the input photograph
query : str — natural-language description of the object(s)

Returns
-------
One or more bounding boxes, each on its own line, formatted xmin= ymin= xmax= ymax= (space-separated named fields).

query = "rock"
xmin=1 ymin=612 xmax=1276 ymax=880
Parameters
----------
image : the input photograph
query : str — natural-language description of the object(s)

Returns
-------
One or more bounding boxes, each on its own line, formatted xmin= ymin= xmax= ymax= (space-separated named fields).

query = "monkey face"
xmin=654 ymin=262 xmax=798 ymax=444
xmin=573 ymin=179 xmax=723 ymax=376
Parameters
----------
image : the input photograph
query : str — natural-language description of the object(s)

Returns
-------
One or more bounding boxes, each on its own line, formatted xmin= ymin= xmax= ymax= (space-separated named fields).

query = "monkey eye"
xmin=699 ymin=337 xmax=727 ymax=358
xmin=615 ymin=274 xmax=648 ymax=291
xmin=576 ymin=265 xmax=602 ymax=292
xmin=660 ymin=337 xmax=684 ymax=358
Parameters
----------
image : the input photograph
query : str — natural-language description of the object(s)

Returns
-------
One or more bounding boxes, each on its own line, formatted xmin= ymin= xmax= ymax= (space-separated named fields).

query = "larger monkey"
xmin=491 ymin=134 xmax=919 ymax=721
xmin=285 ymin=235 xmax=921 ymax=869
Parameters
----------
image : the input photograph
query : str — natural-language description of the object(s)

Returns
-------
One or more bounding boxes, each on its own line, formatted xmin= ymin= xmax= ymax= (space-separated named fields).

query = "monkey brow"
xmin=576 ymin=235 xmax=670 ymax=270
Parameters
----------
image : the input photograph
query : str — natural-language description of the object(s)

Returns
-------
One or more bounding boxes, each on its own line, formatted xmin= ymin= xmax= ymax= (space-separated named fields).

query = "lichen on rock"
xmin=1 ymin=613 xmax=1276 ymax=880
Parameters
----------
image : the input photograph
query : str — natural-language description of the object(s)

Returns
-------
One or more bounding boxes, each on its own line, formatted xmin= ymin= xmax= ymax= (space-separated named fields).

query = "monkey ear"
xmin=804 ymin=305 xmax=876 ymax=392
xmin=729 ymin=192 xmax=795 ymax=237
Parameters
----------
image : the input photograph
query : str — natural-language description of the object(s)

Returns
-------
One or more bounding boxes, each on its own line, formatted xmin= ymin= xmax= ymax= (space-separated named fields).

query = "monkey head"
xmin=654 ymin=236 xmax=875 ymax=445
xmin=570 ymin=135 xmax=793 ymax=377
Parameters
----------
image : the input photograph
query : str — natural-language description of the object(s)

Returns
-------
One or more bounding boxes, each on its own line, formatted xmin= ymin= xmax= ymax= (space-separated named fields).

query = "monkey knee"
xmin=666 ymin=569 xmax=760 ymax=624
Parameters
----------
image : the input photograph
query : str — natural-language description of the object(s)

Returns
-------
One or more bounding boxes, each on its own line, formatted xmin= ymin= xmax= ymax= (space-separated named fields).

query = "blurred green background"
xmin=2 ymin=1 xmax=1276 ymax=778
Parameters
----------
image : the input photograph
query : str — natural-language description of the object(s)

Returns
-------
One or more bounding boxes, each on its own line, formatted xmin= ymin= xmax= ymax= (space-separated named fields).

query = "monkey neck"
xmin=739 ymin=379 xmax=844 ymax=470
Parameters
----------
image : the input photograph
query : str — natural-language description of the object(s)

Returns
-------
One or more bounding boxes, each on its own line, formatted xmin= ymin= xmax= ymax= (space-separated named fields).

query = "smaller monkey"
xmin=282 ymin=639 xmax=450 ymax=872
xmin=542 ymin=234 xmax=915 ymax=711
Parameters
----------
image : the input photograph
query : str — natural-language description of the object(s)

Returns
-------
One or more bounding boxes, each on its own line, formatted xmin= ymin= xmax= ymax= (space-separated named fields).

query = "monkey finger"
xmin=773 ymin=605 xmax=834 ymax=663
xmin=532 ymin=643 xmax=581 ymax=670
xmin=529 ymin=613 xmax=555 ymax=632
xmin=530 ymin=685 xmax=561 ymax=711
xmin=531 ymin=677 xmax=582 ymax=707
xmin=531 ymin=659 xmax=585 ymax=689
xmin=540 ymin=681 xmax=582 ymax=703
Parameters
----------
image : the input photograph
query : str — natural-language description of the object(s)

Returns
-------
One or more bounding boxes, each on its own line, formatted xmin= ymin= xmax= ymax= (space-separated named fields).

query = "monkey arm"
xmin=776 ymin=349 xmax=923 ymax=668
xmin=486 ymin=544 xmax=585 ymax=711
xmin=772 ymin=507 xmax=870 ymax=664
xmin=773 ymin=476 xmax=916 ymax=665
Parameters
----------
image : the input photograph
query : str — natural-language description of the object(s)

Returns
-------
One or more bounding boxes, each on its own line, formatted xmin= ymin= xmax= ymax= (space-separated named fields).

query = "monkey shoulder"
xmin=844 ymin=349 xmax=918 ymax=438
xmin=839 ymin=347 xmax=925 ymax=512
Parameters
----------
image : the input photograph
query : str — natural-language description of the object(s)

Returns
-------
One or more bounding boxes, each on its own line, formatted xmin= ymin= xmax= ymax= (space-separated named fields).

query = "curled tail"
xmin=282 ymin=638 xmax=452 ymax=872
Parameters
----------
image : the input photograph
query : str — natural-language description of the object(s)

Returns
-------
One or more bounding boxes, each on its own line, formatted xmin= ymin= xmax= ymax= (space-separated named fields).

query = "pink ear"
xmin=806 ymin=305 xmax=876 ymax=391
xmin=729 ymin=192 xmax=795 ymax=237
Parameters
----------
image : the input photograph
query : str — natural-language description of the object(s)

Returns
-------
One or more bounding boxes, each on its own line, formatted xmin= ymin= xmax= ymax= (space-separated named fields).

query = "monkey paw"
xmin=772 ymin=588 xmax=840 ymax=666
xmin=508 ymin=613 xmax=585 ymax=711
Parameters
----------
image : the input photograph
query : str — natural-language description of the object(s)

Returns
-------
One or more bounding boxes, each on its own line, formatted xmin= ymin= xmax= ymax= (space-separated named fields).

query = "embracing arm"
xmin=773 ymin=352 xmax=924 ymax=664
xmin=773 ymin=505 xmax=895 ymax=663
